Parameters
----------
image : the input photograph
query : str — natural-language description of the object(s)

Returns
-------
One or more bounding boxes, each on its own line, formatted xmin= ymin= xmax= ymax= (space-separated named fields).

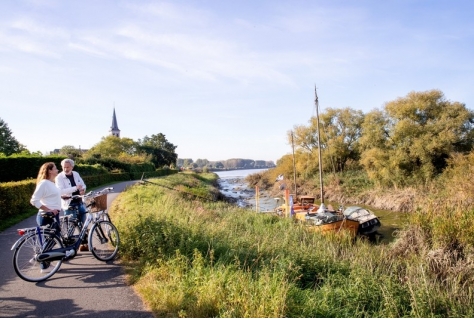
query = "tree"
xmin=0 ymin=118 xmax=26 ymax=156
xmin=139 ymin=133 xmax=177 ymax=153
xmin=359 ymin=89 xmax=474 ymax=187
xmin=195 ymin=158 xmax=209 ymax=168
xmin=183 ymin=158 xmax=193 ymax=168
xmin=58 ymin=145 xmax=85 ymax=159
xmin=291 ymin=107 xmax=364 ymax=174
xmin=85 ymin=136 xmax=142 ymax=163
xmin=137 ymin=133 xmax=178 ymax=168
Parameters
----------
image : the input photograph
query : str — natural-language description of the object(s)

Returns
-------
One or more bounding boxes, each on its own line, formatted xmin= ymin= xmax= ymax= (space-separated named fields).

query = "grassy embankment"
xmin=111 ymin=171 xmax=474 ymax=317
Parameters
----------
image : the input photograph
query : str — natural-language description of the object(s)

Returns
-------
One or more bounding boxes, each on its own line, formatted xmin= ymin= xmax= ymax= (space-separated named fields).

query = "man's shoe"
xmin=79 ymin=244 xmax=89 ymax=252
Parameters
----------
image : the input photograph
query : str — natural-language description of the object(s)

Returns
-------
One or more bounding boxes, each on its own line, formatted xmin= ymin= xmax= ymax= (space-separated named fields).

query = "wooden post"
xmin=255 ymin=186 xmax=260 ymax=213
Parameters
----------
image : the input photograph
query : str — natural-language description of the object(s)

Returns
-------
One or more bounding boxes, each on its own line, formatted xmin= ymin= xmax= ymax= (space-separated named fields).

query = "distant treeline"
xmin=177 ymin=158 xmax=275 ymax=169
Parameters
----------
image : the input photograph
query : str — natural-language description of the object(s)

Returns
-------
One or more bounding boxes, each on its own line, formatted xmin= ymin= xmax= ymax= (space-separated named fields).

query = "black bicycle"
xmin=11 ymin=207 xmax=120 ymax=282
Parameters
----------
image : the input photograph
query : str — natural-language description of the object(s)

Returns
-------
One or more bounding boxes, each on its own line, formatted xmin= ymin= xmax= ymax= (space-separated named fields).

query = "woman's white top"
xmin=30 ymin=179 xmax=62 ymax=212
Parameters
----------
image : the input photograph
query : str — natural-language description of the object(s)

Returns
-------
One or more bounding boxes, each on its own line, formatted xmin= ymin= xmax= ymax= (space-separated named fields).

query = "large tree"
xmin=291 ymin=107 xmax=364 ymax=175
xmin=84 ymin=136 xmax=148 ymax=163
xmin=0 ymin=117 xmax=25 ymax=156
xmin=138 ymin=133 xmax=177 ymax=153
xmin=58 ymin=145 xmax=85 ymax=159
xmin=359 ymin=89 xmax=474 ymax=187
xmin=137 ymin=133 xmax=178 ymax=168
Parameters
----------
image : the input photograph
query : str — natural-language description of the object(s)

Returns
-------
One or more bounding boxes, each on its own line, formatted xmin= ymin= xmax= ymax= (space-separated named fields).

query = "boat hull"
xmin=299 ymin=211 xmax=359 ymax=238
xmin=358 ymin=218 xmax=381 ymax=236
xmin=305 ymin=218 xmax=359 ymax=237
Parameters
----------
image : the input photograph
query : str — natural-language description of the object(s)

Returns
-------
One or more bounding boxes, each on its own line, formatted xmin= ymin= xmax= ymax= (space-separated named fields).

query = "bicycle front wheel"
xmin=13 ymin=232 xmax=63 ymax=282
xmin=88 ymin=221 xmax=120 ymax=261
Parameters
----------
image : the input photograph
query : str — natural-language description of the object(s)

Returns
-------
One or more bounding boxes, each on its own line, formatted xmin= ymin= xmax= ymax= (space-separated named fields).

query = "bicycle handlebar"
xmin=62 ymin=187 xmax=114 ymax=200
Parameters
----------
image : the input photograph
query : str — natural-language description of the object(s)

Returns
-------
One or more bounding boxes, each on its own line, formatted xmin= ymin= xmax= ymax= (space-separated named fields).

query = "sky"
xmin=1 ymin=0 xmax=473 ymax=164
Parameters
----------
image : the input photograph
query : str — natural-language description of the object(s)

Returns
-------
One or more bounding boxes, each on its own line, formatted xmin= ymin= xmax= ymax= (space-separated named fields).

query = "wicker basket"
xmin=87 ymin=193 xmax=108 ymax=212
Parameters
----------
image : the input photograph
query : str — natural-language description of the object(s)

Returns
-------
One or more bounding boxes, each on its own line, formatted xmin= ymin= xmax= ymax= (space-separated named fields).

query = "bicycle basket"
xmin=87 ymin=194 xmax=108 ymax=212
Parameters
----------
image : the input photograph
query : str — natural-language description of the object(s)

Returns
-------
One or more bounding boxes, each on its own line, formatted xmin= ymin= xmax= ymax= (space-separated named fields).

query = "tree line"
xmin=177 ymin=158 xmax=276 ymax=169
xmin=0 ymin=123 xmax=178 ymax=169
xmin=278 ymin=89 xmax=474 ymax=187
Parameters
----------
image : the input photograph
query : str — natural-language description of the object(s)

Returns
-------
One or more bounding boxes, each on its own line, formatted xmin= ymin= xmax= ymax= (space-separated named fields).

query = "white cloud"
xmin=0 ymin=0 xmax=473 ymax=161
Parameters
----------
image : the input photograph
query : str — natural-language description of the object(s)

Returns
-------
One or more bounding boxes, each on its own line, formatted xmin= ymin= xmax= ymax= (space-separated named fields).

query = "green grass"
xmin=0 ymin=208 xmax=37 ymax=232
xmin=110 ymin=172 xmax=474 ymax=318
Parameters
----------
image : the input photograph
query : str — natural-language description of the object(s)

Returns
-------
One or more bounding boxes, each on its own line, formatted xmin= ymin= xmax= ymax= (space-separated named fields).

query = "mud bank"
xmin=217 ymin=176 xmax=277 ymax=212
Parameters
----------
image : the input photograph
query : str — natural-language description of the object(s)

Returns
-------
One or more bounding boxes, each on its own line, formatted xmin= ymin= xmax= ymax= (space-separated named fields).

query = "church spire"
xmin=109 ymin=107 xmax=120 ymax=137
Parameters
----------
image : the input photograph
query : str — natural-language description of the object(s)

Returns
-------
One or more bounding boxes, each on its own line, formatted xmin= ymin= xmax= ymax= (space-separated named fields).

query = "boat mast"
xmin=315 ymin=86 xmax=324 ymax=204
xmin=291 ymin=131 xmax=297 ymax=197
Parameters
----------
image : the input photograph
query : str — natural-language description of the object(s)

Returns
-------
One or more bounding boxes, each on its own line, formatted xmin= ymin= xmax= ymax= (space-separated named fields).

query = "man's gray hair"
xmin=61 ymin=158 xmax=75 ymax=167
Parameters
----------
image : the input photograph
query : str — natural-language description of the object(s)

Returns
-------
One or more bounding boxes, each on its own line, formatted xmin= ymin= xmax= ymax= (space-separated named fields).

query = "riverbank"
xmin=112 ymin=172 xmax=474 ymax=317
xmin=217 ymin=176 xmax=277 ymax=212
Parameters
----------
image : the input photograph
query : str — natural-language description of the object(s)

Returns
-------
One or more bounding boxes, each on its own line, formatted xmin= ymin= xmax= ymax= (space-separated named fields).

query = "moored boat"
xmin=273 ymin=195 xmax=359 ymax=237
xmin=303 ymin=204 xmax=359 ymax=237
xmin=274 ymin=194 xmax=318 ymax=216
xmin=342 ymin=206 xmax=381 ymax=237
xmin=276 ymin=88 xmax=380 ymax=237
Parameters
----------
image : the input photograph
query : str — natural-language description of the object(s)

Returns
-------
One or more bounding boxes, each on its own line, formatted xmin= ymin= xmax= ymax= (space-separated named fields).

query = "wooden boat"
xmin=342 ymin=206 xmax=381 ymax=237
xmin=273 ymin=87 xmax=361 ymax=237
xmin=303 ymin=204 xmax=359 ymax=237
xmin=274 ymin=195 xmax=359 ymax=237
xmin=274 ymin=195 xmax=318 ymax=216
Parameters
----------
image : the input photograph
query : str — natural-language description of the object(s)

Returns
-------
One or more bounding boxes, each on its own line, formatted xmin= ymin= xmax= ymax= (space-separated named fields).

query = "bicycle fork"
xmin=94 ymin=224 xmax=110 ymax=244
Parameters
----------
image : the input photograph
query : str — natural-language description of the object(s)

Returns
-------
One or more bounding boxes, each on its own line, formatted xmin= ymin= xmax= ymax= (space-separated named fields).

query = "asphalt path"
xmin=0 ymin=180 xmax=155 ymax=318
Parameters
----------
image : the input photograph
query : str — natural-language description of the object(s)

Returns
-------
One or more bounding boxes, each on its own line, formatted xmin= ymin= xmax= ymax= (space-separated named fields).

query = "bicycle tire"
xmin=88 ymin=221 xmax=120 ymax=261
xmin=12 ymin=231 xmax=64 ymax=282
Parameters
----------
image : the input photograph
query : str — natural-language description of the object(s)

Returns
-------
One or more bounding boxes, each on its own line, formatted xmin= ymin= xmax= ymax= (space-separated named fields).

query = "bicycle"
xmin=11 ymin=204 xmax=120 ymax=282
xmin=59 ymin=187 xmax=115 ymax=243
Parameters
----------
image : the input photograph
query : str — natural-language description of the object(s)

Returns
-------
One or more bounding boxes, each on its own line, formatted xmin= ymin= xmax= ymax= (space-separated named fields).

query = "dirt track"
xmin=0 ymin=181 xmax=154 ymax=318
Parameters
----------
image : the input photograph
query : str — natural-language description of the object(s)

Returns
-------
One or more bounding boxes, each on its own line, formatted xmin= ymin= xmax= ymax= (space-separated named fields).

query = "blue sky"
xmin=1 ymin=0 xmax=473 ymax=163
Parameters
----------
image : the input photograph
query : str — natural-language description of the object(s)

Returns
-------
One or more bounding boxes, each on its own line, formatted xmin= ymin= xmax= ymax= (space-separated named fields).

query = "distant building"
xmin=109 ymin=108 xmax=120 ymax=137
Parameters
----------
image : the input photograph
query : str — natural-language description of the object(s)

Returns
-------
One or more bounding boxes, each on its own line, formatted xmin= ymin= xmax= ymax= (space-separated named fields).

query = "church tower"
xmin=109 ymin=108 xmax=120 ymax=137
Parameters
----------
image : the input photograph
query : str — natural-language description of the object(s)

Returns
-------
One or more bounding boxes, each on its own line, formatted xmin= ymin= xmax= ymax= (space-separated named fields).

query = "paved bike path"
xmin=0 ymin=180 xmax=154 ymax=318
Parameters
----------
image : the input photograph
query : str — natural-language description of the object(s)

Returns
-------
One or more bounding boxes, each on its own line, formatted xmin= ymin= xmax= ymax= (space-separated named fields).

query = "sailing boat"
xmin=298 ymin=86 xmax=359 ymax=236
xmin=274 ymin=87 xmax=381 ymax=238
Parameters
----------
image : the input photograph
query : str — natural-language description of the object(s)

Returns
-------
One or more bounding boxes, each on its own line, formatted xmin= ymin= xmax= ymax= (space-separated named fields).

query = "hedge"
xmin=0 ymin=156 xmax=65 ymax=183
xmin=0 ymin=169 xmax=178 ymax=222
xmin=0 ymin=156 xmax=157 ymax=183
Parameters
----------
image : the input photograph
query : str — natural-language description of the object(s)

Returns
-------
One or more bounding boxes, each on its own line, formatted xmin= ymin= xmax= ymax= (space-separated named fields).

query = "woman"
xmin=30 ymin=162 xmax=62 ymax=231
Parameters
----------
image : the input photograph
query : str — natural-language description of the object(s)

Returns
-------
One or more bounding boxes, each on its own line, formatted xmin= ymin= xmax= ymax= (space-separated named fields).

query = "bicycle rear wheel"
xmin=12 ymin=232 xmax=63 ymax=282
xmin=88 ymin=221 xmax=120 ymax=261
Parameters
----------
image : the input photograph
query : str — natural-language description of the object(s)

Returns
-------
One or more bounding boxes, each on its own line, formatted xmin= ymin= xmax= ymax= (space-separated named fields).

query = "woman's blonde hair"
xmin=36 ymin=162 xmax=56 ymax=184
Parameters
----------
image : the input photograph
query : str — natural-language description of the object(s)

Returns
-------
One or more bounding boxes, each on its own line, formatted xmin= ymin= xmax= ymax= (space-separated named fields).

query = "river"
xmin=215 ymin=168 xmax=277 ymax=211
xmin=215 ymin=168 xmax=405 ymax=243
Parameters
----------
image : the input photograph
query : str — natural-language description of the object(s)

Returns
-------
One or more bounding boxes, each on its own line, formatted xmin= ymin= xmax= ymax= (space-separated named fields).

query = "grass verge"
xmin=110 ymin=172 xmax=474 ymax=318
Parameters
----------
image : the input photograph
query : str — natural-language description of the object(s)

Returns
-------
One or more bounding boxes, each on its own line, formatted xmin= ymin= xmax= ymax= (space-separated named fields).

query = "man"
xmin=55 ymin=158 xmax=88 ymax=251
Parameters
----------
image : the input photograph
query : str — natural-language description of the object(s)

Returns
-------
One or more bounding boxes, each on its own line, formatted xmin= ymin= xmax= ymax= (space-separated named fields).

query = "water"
xmin=215 ymin=168 xmax=274 ymax=210
xmin=214 ymin=168 xmax=268 ymax=178
xmin=215 ymin=168 xmax=405 ymax=243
